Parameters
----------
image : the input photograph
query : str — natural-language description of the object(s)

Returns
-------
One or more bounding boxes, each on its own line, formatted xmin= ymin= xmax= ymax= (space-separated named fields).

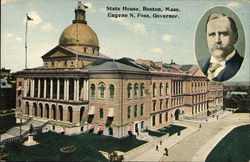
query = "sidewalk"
xmin=160 ymin=113 xmax=249 ymax=162
xmin=124 ymin=110 xmax=239 ymax=161
xmin=124 ymin=122 xmax=199 ymax=161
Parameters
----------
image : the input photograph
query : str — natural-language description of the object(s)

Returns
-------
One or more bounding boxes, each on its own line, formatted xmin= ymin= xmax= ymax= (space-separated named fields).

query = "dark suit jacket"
xmin=200 ymin=51 xmax=243 ymax=82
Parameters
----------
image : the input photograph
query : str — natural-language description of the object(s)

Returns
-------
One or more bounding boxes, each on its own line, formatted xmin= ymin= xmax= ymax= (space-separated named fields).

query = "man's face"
xmin=206 ymin=17 xmax=237 ymax=60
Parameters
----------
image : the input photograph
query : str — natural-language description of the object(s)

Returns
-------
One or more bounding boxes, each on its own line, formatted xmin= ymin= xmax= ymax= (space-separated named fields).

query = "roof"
xmin=87 ymin=60 xmax=146 ymax=72
xmin=42 ymin=46 xmax=111 ymax=60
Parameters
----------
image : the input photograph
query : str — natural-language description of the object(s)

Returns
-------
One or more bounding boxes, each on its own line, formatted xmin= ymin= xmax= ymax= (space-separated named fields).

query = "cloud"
xmin=99 ymin=8 xmax=106 ymax=13
xmin=161 ymin=34 xmax=175 ymax=42
xmin=24 ymin=11 xmax=42 ymax=26
xmin=84 ymin=2 xmax=96 ymax=12
xmin=112 ymin=18 xmax=147 ymax=35
xmin=41 ymin=22 xmax=55 ymax=31
xmin=6 ymin=33 xmax=13 ymax=38
xmin=151 ymin=48 xmax=163 ymax=54
xmin=227 ymin=2 xmax=242 ymax=8
xmin=15 ymin=37 xmax=22 ymax=41
xmin=1 ymin=0 xmax=21 ymax=5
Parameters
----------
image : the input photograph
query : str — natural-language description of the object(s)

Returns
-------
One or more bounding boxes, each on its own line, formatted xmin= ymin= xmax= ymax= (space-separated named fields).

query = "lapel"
xmin=201 ymin=57 xmax=211 ymax=75
xmin=213 ymin=51 xmax=242 ymax=82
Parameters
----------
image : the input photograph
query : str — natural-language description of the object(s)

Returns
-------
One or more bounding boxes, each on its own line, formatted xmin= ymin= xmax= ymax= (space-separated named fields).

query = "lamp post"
xmin=19 ymin=111 xmax=23 ymax=142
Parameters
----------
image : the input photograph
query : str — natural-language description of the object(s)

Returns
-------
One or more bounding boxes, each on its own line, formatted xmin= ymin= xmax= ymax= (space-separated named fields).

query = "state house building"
xmin=16 ymin=4 xmax=223 ymax=137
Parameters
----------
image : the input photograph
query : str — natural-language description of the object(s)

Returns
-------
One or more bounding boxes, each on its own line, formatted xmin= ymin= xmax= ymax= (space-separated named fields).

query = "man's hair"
xmin=206 ymin=13 xmax=238 ymax=34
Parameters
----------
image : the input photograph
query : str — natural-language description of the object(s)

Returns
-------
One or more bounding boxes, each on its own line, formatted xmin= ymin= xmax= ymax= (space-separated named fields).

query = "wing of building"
xmin=15 ymin=4 xmax=223 ymax=137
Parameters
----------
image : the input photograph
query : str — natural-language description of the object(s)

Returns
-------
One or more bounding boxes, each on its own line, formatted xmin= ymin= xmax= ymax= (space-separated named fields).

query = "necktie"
xmin=207 ymin=63 xmax=222 ymax=80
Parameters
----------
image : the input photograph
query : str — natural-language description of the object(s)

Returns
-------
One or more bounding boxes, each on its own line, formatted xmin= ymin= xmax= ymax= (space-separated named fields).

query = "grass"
xmin=3 ymin=132 xmax=147 ymax=161
xmin=206 ymin=124 xmax=250 ymax=162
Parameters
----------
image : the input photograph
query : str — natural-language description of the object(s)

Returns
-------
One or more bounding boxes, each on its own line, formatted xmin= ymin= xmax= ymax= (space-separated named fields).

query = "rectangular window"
xmin=165 ymin=112 xmax=168 ymax=121
xmin=140 ymin=104 xmax=144 ymax=116
xmin=159 ymin=114 xmax=162 ymax=123
xmin=99 ymin=108 xmax=103 ymax=118
xmin=166 ymin=99 xmax=168 ymax=108
xmin=152 ymin=115 xmax=155 ymax=126
xmin=153 ymin=100 xmax=156 ymax=111
xmin=160 ymin=100 xmax=163 ymax=110
xmin=134 ymin=105 xmax=138 ymax=117
xmin=128 ymin=106 xmax=131 ymax=119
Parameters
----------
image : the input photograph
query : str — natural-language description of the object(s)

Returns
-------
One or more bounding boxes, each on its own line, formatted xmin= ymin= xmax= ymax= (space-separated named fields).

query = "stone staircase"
xmin=0 ymin=118 xmax=49 ymax=145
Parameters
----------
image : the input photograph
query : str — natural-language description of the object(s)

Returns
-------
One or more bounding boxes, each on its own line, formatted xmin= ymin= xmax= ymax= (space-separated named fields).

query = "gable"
xmin=50 ymin=51 xmax=67 ymax=57
xmin=42 ymin=46 xmax=76 ymax=60
xmin=192 ymin=68 xmax=206 ymax=77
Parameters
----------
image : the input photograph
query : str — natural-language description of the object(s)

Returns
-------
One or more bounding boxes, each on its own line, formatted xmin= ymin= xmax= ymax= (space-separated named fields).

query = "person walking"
xmin=156 ymin=145 xmax=159 ymax=151
xmin=164 ymin=148 xmax=168 ymax=156
xmin=29 ymin=124 xmax=33 ymax=134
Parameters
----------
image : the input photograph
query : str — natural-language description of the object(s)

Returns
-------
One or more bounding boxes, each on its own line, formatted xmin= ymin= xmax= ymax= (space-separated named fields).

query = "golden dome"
xmin=59 ymin=23 xmax=99 ymax=47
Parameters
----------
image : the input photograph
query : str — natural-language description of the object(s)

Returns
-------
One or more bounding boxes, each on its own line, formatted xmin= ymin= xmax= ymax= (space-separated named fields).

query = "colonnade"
xmin=171 ymin=80 xmax=184 ymax=95
xmin=23 ymin=78 xmax=89 ymax=101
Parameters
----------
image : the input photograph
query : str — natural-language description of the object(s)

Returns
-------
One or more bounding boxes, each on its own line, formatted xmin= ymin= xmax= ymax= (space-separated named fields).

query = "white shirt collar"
xmin=210 ymin=50 xmax=236 ymax=66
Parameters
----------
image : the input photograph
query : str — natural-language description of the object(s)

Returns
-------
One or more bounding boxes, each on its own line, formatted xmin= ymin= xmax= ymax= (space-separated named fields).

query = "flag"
xmin=26 ymin=15 xmax=33 ymax=21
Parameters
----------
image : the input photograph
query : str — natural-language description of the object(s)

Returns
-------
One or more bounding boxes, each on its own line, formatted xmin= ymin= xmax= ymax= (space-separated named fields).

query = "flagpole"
xmin=25 ymin=14 xmax=28 ymax=69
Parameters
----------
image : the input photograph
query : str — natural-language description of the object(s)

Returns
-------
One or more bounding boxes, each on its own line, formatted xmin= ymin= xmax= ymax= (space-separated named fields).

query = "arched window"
xmin=90 ymin=84 xmax=96 ymax=98
xmin=127 ymin=83 xmax=132 ymax=99
xmin=153 ymin=83 xmax=156 ymax=97
xmin=59 ymin=105 xmax=63 ymax=121
xmin=160 ymin=82 xmax=163 ymax=96
xmin=134 ymin=83 xmax=139 ymax=98
xmin=109 ymin=84 xmax=115 ymax=99
xmin=98 ymin=83 xmax=106 ymax=99
xmin=166 ymin=82 xmax=169 ymax=95
xmin=68 ymin=106 xmax=73 ymax=122
xmin=140 ymin=83 xmax=145 ymax=97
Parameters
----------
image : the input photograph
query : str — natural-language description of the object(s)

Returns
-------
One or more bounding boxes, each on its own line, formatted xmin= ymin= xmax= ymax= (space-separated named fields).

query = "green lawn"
xmin=3 ymin=132 xmax=147 ymax=161
xmin=206 ymin=124 xmax=250 ymax=162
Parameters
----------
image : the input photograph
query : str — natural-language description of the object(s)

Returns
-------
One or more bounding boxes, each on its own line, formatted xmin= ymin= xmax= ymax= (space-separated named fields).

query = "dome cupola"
xmin=59 ymin=1 xmax=99 ymax=55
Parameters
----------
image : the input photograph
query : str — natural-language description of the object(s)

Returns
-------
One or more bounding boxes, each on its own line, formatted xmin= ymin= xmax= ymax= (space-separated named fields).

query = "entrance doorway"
xmin=174 ymin=109 xmax=181 ymax=120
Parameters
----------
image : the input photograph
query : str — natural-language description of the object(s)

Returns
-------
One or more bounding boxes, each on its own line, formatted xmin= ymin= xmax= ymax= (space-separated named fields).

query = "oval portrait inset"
xmin=195 ymin=6 xmax=245 ymax=82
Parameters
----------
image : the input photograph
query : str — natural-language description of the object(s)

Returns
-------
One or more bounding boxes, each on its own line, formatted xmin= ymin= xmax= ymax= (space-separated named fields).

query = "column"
xmin=83 ymin=79 xmax=86 ymax=100
xmin=177 ymin=80 xmax=179 ymax=95
xmin=38 ymin=79 xmax=41 ymax=98
xmin=57 ymin=79 xmax=60 ymax=100
xmin=31 ymin=78 xmax=35 ymax=97
xmin=64 ymin=79 xmax=67 ymax=100
xmin=171 ymin=80 xmax=174 ymax=95
xmin=76 ymin=79 xmax=79 ymax=101
xmin=24 ymin=79 xmax=27 ymax=97
xmin=66 ymin=79 xmax=69 ymax=100
xmin=74 ymin=79 xmax=77 ymax=101
xmin=86 ymin=79 xmax=89 ymax=100
xmin=50 ymin=79 xmax=53 ymax=99
xmin=44 ymin=79 xmax=47 ymax=98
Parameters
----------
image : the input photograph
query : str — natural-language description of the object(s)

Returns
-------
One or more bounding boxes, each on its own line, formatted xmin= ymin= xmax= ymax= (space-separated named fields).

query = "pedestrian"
xmin=164 ymin=148 xmax=168 ymax=156
xmin=199 ymin=123 xmax=202 ymax=129
xmin=29 ymin=124 xmax=33 ymax=134
xmin=160 ymin=140 xmax=162 ymax=145
xmin=156 ymin=145 xmax=158 ymax=151
xmin=206 ymin=119 xmax=208 ymax=122
xmin=217 ymin=115 xmax=219 ymax=120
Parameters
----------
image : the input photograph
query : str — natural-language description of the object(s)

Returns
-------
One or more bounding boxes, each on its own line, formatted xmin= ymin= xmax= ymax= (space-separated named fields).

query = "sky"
xmin=1 ymin=0 xmax=250 ymax=82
